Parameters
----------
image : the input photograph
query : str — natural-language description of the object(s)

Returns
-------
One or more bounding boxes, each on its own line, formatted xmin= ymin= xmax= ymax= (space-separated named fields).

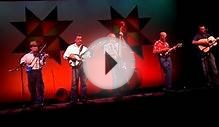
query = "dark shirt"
xmin=193 ymin=33 xmax=211 ymax=58
xmin=193 ymin=33 xmax=210 ymax=41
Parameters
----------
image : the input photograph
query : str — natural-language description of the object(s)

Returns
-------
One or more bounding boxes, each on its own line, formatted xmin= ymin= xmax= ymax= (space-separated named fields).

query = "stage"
xmin=1 ymin=1 xmax=219 ymax=124
xmin=1 ymin=86 xmax=219 ymax=118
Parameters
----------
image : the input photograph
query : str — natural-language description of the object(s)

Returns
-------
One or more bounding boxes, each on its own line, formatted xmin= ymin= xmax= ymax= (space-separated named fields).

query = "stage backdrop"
xmin=0 ymin=0 xmax=180 ymax=103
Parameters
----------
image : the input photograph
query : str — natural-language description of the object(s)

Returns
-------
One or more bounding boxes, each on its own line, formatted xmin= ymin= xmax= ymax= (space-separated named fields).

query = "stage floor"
xmin=0 ymin=86 xmax=219 ymax=124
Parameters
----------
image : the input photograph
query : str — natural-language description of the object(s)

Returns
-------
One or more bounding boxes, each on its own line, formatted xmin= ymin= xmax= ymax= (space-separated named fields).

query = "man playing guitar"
xmin=192 ymin=25 xmax=219 ymax=87
xmin=153 ymin=32 xmax=181 ymax=91
xmin=63 ymin=34 xmax=88 ymax=104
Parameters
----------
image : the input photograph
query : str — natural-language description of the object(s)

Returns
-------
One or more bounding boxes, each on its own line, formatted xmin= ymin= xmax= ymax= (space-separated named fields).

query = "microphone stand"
xmin=8 ymin=64 xmax=26 ymax=108
xmin=20 ymin=65 xmax=25 ymax=108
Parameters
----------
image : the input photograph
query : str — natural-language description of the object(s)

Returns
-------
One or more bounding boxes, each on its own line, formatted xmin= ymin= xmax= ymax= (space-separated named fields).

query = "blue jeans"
xmin=71 ymin=65 xmax=87 ymax=101
xmin=201 ymin=52 xmax=219 ymax=86
xmin=159 ymin=56 xmax=172 ymax=89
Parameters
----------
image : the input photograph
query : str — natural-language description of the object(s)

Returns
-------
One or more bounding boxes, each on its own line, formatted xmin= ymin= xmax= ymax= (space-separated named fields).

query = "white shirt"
xmin=63 ymin=43 xmax=88 ymax=67
xmin=103 ymin=38 xmax=122 ymax=59
xmin=20 ymin=52 xmax=45 ymax=71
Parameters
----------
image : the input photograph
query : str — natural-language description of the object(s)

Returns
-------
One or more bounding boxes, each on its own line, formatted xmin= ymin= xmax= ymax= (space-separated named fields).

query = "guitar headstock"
xmin=177 ymin=43 xmax=183 ymax=47
xmin=174 ymin=43 xmax=183 ymax=49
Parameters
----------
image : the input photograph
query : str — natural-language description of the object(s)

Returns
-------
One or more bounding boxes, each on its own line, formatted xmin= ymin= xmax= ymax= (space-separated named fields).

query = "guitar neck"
xmin=169 ymin=47 xmax=175 ymax=52
xmin=165 ymin=43 xmax=182 ymax=55
xmin=168 ymin=45 xmax=178 ymax=52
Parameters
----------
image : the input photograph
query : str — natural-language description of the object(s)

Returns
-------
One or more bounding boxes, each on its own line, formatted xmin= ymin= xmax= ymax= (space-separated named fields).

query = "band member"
xmin=112 ymin=21 xmax=130 ymax=98
xmin=192 ymin=25 xmax=219 ymax=87
xmin=20 ymin=40 xmax=48 ymax=106
xmin=63 ymin=34 xmax=88 ymax=104
xmin=153 ymin=32 xmax=173 ymax=90
xmin=105 ymin=33 xmax=122 ymax=98
xmin=106 ymin=31 xmax=131 ymax=99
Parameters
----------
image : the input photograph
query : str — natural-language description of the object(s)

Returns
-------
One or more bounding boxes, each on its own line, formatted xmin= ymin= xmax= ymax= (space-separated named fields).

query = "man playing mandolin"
xmin=153 ymin=32 xmax=182 ymax=91
xmin=192 ymin=24 xmax=219 ymax=87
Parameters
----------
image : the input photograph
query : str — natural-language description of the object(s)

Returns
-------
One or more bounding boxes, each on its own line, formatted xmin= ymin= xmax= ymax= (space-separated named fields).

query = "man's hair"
xmin=75 ymin=33 xmax=82 ymax=37
xmin=160 ymin=32 xmax=167 ymax=36
xmin=198 ymin=24 xmax=205 ymax=28
xmin=29 ymin=41 xmax=38 ymax=47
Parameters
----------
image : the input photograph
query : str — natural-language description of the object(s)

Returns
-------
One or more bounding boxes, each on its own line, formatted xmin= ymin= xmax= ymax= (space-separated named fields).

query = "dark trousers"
xmin=71 ymin=66 xmax=87 ymax=101
xmin=201 ymin=52 xmax=219 ymax=86
xmin=159 ymin=56 xmax=172 ymax=89
xmin=27 ymin=70 xmax=44 ymax=104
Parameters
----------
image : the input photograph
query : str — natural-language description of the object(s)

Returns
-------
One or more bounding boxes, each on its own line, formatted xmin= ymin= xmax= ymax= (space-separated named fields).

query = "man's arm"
xmin=20 ymin=54 xmax=27 ymax=65
xmin=192 ymin=39 xmax=209 ymax=46
xmin=153 ymin=47 xmax=169 ymax=54
xmin=63 ymin=46 xmax=73 ymax=60
xmin=68 ymin=54 xmax=77 ymax=60
xmin=192 ymin=34 xmax=209 ymax=46
xmin=153 ymin=42 xmax=169 ymax=54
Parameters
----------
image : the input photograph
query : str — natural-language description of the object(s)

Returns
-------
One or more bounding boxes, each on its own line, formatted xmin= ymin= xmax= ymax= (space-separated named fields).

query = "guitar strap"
xmin=79 ymin=44 xmax=84 ymax=55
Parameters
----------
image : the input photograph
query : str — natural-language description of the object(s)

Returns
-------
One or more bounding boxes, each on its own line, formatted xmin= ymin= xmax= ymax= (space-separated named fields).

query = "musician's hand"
xmin=20 ymin=62 xmax=26 ymax=67
xmin=172 ymin=46 xmax=178 ymax=50
xmin=44 ymin=53 xmax=49 ymax=58
xmin=198 ymin=38 xmax=209 ymax=45
xmin=69 ymin=54 xmax=76 ymax=59
xmin=78 ymin=58 xmax=82 ymax=62
xmin=40 ymin=53 xmax=48 ymax=58
xmin=202 ymin=41 xmax=210 ymax=46
xmin=164 ymin=51 xmax=169 ymax=56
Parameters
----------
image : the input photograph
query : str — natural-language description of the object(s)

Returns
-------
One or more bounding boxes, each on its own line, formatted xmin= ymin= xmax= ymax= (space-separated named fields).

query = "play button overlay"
xmin=105 ymin=52 xmax=117 ymax=75
xmin=83 ymin=37 xmax=135 ymax=90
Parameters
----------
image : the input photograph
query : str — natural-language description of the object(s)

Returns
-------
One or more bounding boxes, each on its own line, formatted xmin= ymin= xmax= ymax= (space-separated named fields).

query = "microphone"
xmin=8 ymin=69 xmax=13 ymax=72
xmin=8 ymin=62 xmax=25 ymax=72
